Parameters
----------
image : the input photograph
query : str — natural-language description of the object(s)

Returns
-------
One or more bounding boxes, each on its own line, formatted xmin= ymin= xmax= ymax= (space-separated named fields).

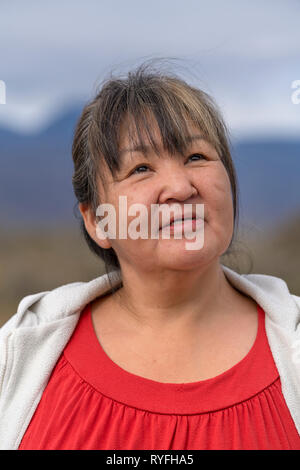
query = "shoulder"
xmin=0 ymin=270 xmax=122 ymax=337
xmin=222 ymin=265 xmax=300 ymax=332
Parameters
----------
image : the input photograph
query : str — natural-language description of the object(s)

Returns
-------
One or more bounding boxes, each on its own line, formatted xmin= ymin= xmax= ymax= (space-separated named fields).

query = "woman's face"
xmin=84 ymin=116 xmax=234 ymax=273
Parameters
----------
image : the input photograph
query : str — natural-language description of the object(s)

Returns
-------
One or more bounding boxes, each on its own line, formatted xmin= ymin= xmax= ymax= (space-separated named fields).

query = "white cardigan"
xmin=0 ymin=265 xmax=299 ymax=450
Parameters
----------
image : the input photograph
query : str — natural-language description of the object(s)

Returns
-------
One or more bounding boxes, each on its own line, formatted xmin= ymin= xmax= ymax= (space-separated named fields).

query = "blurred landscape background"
xmin=0 ymin=0 xmax=299 ymax=326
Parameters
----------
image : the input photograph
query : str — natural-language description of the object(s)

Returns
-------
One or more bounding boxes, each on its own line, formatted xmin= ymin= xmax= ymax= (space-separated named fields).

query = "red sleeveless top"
xmin=19 ymin=302 xmax=300 ymax=450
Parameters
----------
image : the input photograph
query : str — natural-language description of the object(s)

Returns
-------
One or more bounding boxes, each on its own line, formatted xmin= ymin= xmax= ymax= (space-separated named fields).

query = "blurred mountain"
xmin=0 ymin=104 xmax=84 ymax=226
xmin=232 ymin=139 xmax=300 ymax=230
xmin=0 ymin=105 xmax=299 ymax=229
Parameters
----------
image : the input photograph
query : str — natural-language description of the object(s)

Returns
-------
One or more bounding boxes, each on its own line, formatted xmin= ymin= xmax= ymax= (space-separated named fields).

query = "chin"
xmin=158 ymin=244 xmax=209 ymax=270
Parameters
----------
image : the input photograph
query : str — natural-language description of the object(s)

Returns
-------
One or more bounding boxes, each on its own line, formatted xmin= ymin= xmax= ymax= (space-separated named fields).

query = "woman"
xmin=1 ymin=62 xmax=300 ymax=450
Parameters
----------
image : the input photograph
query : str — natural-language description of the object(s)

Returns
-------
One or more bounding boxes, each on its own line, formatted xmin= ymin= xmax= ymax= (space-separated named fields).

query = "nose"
xmin=158 ymin=164 xmax=198 ymax=204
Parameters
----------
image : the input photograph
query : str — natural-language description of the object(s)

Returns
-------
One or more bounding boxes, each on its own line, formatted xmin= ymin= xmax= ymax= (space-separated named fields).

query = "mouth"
xmin=159 ymin=214 xmax=202 ymax=231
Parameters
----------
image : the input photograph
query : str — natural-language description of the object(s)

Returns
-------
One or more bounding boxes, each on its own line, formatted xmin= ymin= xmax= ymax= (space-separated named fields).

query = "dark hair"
xmin=72 ymin=60 xmax=242 ymax=276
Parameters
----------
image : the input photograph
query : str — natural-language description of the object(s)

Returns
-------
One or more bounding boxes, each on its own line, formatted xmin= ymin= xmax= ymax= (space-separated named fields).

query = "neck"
xmin=112 ymin=259 xmax=239 ymax=331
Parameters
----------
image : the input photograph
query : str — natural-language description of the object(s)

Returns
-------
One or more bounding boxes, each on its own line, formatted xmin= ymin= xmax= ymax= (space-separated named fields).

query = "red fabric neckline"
xmin=64 ymin=302 xmax=279 ymax=415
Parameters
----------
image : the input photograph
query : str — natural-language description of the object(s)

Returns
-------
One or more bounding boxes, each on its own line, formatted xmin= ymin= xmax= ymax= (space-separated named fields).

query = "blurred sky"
xmin=0 ymin=0 xmax=299 ymax=139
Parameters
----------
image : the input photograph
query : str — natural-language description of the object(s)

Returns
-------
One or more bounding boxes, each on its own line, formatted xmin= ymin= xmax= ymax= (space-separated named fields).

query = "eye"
xmin=129 ymin=153 xmax=206 ymax=176
xmin=130 ymin=164 xmax=151 ymax=175
xmin=186 ymin=153 xmax=206 ymax=162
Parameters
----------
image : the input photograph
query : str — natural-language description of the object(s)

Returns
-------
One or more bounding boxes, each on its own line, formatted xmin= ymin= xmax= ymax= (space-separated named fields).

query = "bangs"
xmin=89 ymin=72 xmax=224 ymax=184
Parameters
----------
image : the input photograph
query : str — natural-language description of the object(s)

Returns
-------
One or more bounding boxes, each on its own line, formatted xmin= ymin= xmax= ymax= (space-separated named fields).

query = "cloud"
xmin=0 ymin=0 xmax=299 ymax=136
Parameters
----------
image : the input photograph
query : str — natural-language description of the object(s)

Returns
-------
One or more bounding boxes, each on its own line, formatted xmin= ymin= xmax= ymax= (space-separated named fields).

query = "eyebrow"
xmin=119 ymin=134 xmax=206 ymax=159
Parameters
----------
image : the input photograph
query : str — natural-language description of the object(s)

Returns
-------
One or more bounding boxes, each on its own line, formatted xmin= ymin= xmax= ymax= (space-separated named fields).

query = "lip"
xmin=164 ymin=218 xmax=201 ymax=233
xmin=159 ymin=214 xmax=202 ymax=231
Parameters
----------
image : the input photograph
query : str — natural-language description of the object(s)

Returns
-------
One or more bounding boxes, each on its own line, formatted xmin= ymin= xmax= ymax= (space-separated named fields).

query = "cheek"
xmin=108 ymin=189 xmax=152 ymax=248
xmin=113 ymin=191 xmax=149 ymax=231
xmin=202 ymin=167 xmax=234 ymax=220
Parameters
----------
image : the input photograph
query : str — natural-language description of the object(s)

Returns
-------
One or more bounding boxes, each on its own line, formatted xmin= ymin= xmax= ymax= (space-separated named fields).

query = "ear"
xmin=79 ymin=202 xmax=112 ymax=250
